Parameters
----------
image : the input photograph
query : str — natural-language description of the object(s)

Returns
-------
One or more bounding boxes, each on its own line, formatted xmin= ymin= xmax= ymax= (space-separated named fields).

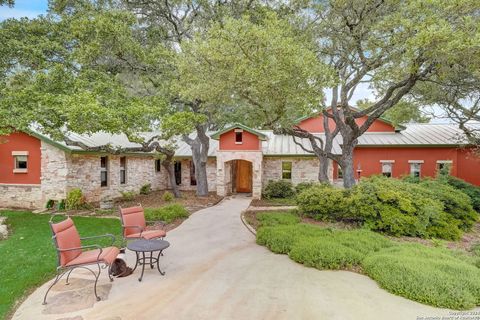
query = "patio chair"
xmin=119 ymin=205 xmax=166 ymax=242
xmin=43 ymin=216 xmax=119 ymax=305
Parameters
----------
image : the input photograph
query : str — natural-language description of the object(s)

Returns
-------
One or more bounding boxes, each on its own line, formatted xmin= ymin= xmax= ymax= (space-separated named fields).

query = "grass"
xmin=144 ymin=204 xmax=189 ymax=224
xmin=255 ymin=211 xmax=480 ymax=310
xmin=0 ymin=211 xmax=122 ymax=319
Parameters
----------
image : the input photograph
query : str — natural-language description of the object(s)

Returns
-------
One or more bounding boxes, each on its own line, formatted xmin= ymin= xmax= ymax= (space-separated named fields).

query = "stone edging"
xmin=240 ymin=210 xmax=256 ymax=236
xmin=0 ymin=216 xmax=8 ymax=240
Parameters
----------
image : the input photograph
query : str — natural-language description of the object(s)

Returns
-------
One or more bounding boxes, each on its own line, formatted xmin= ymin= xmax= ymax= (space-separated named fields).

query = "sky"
xmin=0 ymin=0 xmax=48 ymax=21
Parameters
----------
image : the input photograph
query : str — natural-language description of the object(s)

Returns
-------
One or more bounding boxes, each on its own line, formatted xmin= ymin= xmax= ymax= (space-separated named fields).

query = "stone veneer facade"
xmin=216 ymin=150 xmax=263 ymax=199
xmin=262 ymin=157 xmax=333 ymax=186
xmin=0 ymin=140 xmax=332 ymax=209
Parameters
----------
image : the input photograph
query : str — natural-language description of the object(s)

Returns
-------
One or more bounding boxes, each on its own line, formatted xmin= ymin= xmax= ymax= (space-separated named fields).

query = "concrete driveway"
xmin=13 ymin=196 xmax=453 ymax=320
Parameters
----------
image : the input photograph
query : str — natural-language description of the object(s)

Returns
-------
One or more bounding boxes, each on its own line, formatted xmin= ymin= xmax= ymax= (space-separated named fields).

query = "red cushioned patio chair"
xmin=43 ymin=216 xmax=119 ymax=305
xmin=119 ymin=205 xmax=166 ymax=241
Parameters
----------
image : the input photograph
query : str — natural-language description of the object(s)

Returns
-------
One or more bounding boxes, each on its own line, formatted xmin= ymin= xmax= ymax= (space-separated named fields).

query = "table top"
xmin=127 ymin=239 xmax=170 ymax=252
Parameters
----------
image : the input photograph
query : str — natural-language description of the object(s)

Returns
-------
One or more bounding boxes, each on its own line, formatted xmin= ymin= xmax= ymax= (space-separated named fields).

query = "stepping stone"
xmin=43 ymin=284 xmax=112 ymax=315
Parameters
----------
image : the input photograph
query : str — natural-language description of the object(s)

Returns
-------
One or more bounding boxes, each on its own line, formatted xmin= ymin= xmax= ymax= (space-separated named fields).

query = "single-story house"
xmin=1 ymin=113 xmax=479 ymax=209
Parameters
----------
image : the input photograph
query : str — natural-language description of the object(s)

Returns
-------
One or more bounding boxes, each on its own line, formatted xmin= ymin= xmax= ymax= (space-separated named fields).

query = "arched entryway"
xmin=228 ymin=159 xmax=253 ymax=194
xmin=216 ymin=151 xmax=263 ymax=199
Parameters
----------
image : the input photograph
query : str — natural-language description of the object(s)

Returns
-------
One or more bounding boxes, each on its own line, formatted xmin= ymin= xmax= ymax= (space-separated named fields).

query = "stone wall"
xmin=216 ymin=151 xmax=263 ymax=199
xmin=262 ymin=157 xmax=333 ymax=186
xmin=40 ymin=141 xmax=68 ymax=203
xmin=66 ymin=154 xmax=167 ymax=203
xmin=0 ymin=184 xmax=43 ymax=209
xmin=166 ymin=158 xmax=217 ymax=192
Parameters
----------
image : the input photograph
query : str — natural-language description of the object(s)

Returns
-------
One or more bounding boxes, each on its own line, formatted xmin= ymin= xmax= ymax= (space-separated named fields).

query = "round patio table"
xmin=127 ymin=239 xmax=170 ymax=282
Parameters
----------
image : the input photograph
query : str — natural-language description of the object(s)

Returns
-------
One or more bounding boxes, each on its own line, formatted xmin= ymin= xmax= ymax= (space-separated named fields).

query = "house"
xmin=0 ymin=114 xmax=479 ymax=209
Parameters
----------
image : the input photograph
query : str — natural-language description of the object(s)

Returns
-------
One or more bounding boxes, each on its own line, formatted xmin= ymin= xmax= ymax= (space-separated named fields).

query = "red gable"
xmin=297 ymin=112 xmax=397 ymax=133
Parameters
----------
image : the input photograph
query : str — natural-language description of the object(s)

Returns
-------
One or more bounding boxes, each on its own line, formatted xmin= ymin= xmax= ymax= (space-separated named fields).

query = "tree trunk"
xmin=184 ymin=124 xmax=210 ymax=197
xmin=194 ymin=156 xmax=208 ymax=196
xmin=340 ymin=139 xmax=357 ymax=189
xmin=318 ymin=158 xmax=330 ymax=183
xmin=162 ymin=157 xmax=181 ymax=198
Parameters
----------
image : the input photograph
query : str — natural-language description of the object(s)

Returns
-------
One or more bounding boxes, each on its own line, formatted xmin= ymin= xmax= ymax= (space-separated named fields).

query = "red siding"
xmin=332 ymin=146 xmax=480 ymax=186
xmin=0 ymin=132 xmax=42 ymax=184
xmin=457 ymin=148 xmax=480 ymax=186
xmin=219 ymin=130 xmax=261 ymax=151
xmin=298 ymin=114 xmax=395 ymax=133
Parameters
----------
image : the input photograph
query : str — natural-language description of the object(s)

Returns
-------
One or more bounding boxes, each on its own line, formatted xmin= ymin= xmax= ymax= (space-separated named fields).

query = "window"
xmin=337 ymin=165 xmax=343 ymax=179
xmin=409 ymin=162 xmax=422 ymax=178
xmin=12 ymin=151 xmax=29 ymax=173
xmin=100 ymin=156 xmax=108 ymax=187
xmin=120 ymin=157 xmax=126 ymax=184
xmin=235 ymin=129 xmax=243 ymax=144
xmin=155 ymin=159 xmax=161 ymax=173
xmin=174 ymin=161 xmax=182 ymax=185
xmin=437 ymin=160 xmax=452 ymax=174
xmin=380 ymin=160 xmax=394 ymax=178
xmin=190 ymin=161 xmax=197 ymax=186
xmin=282 ymin=161 xmax=292 ymax=180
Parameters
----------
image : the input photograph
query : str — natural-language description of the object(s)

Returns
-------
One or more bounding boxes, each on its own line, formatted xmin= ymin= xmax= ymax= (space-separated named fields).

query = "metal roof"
xmin=32 ymin=122 xmax=479 ymax=157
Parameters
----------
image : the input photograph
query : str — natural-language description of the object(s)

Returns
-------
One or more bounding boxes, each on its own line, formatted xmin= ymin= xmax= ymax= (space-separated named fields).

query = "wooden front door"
xmin=235 ymin=160 xmax=252 ymax=193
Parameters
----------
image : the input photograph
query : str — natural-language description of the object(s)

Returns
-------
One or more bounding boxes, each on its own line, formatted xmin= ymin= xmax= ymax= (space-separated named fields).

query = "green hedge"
xmin=255 ymin=212 xmax=480 ymax=309
xmin=144 ymin=204 xmax=189 ymax=223
xmin=295 ymin=176 xmax=478 ymax=240
xmin=440 ymin=175 xmax=480 ymax=212
xmin=263 ymin=180 xmax=295 ymax=199
xmin=296 ymin=184 xmax=347 ymax=220
xmin=363 ymin=244 xmax=480 ymax=310
xmin=257 ymin=211 xmax=300 ymax=227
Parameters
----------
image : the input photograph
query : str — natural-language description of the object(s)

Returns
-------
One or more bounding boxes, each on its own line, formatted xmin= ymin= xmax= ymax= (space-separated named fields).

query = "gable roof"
xmin=24 ymin=122 xmax=479 ymax=158
xmin=210 ymin=123 xmax=268 ymax=140
xmin=295 ymin=107 xmax=407 ymax=131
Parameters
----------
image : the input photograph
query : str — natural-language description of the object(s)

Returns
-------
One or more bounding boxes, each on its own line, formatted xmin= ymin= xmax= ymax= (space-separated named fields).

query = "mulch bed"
xmin=250 ymin=198 xmax=296 ymax=207
xmin=115 ymin=190 xmax=223 ymax=213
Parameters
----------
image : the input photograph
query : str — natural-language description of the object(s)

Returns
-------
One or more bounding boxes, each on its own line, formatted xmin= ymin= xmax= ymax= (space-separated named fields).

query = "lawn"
xmin=0 ymin=211 xmax=122 ymax=319
xmin=255 ymin=211 xmax=480 ymax=310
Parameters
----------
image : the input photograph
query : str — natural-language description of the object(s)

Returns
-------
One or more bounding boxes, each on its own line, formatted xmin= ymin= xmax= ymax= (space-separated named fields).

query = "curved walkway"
xmin=14 ymin=196 xmax=452 ymax=320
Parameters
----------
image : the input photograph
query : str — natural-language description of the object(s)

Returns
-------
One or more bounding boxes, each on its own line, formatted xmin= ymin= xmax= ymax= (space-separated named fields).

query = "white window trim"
xmin=408 ymin=160 xmax=424 ymax=164
xmin=13 ymin=168 xmax=28 ymax=174
xmin=380 ymin=160 xmax=395 ymax=163
xmin=436 ymin=160 xmax=453 ymax=164
xmin=12 ymin=151 xmax=29 ymax=156
xmin=234 ymin=129 xmax=243 ymax=144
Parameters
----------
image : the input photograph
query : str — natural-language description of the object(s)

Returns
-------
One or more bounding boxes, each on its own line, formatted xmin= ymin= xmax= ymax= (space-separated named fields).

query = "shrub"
xmin=140 ymin=183 xmax=152 ymax=195
xmin=440 ymin=175 xmax=480 ymax=212
xmin=363 ymin=244 xmax=480 ymax=309
xmin=290 ymin=238 xmax=364 ymax=270
xmin=294 ymin=181 xmax=316 ymax=194
xmin=263 ymin=180 xmax=295 ymax=199
xmin=162 ymin=191 xmax=174 ymax=202
xmin=347 ymin=176 xmax=462 ymax=239
xmin=45 ymin=199 xmax=55 ymax=209
xmin=144 ymin=204 xmax=189 ymax=224
xmin=257 ymin=211 xmax=300 ymax=227
xmin=419 ymin=179 xmax=478 ymax=231
xmin=66 ymin=188 xmax=84 ymax=210
xmin=296 ymin=184 xmax=347 ymax=220
xmin=256 ymin=224 xmax=328 ymax=254
xmin=120 ymin=191 xmax=136 ymax=201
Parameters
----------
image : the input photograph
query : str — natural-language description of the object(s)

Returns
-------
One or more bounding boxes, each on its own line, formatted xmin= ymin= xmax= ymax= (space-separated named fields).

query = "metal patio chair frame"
xmin=119 ymin=204 xmax=166 ymax=244
xmin=43 ymin=215 xmax=118 ymax=305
